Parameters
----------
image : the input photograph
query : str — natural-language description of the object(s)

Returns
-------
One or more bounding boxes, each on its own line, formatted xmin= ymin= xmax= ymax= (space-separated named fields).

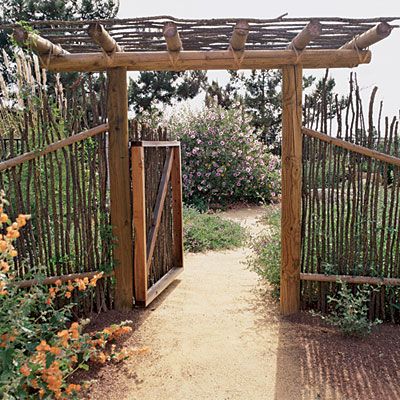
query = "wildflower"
xmin=0 ymin=213 xmax=8 ymax=223
xmin=54 ymin=279 xmax=62 ymax=286
xmin=10 ymin=249 xmax=18 ymax=257
xmin=20 ymin=364 xmax=31 ymax=377
xmin=65 ymin=291 xmax=72 ymax=299
xmin=66 ymin=384 xmax=81 ymax=395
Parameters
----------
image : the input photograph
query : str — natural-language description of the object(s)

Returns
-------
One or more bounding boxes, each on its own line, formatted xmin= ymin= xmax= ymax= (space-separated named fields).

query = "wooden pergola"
xmin=5 ymin=15 xmax=397 ymax=314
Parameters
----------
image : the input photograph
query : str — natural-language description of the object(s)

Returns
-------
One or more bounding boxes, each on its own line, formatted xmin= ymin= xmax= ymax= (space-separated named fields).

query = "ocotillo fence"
xmin=302 ymin=74 xmax=400 ymax=322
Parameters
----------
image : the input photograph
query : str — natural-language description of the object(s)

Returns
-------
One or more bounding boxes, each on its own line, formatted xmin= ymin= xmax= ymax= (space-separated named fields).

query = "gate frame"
xmin=131 ymin=141 xmax=184 ymax=307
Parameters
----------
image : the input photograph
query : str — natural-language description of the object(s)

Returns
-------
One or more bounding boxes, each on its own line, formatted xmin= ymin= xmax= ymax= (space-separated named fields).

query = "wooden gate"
xmin=131 ymin=140 xmax=184 ymax=307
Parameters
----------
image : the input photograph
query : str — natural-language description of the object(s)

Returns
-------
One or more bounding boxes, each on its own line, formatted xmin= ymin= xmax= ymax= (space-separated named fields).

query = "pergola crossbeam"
xmin=88 ymin=22 xmax=122 ymax=53
xmin=287 ymin=19 xmax=322 ymax=51
xmin=163 ymin=22 xmax=182 ymax=52
xmin=43 ymin=49 xmax=371 ymax=72
xmin=229 ymin=20 xmax=250 ymax=52
xmin=13 ymin=27 xmax=69 ymax=56
xmin=340 ymin=21 xmax=393 ymax=50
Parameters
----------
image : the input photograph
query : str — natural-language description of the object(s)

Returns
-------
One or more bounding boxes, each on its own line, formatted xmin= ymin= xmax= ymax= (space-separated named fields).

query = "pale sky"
xmin=118 ymin=0 xmax=400 ymax=117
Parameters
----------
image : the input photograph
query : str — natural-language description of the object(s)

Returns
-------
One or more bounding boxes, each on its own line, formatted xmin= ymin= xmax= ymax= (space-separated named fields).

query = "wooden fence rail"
xmin=0 ymin=124 xmax=109 ymax=172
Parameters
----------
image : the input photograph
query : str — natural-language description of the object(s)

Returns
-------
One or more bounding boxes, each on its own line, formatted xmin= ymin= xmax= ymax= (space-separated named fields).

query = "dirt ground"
xmin=87 ymin=206 xmax=400 ymax=400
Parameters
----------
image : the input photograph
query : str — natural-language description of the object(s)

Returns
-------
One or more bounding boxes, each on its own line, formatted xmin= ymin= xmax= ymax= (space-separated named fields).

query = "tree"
xmin=128 ymin=70 xmax=208 ymax=115
xmin=0 ymin=0 xmax=119 ymax=50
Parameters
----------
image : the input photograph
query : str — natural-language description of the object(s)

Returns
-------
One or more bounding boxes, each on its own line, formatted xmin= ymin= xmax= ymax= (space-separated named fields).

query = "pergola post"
xmin=107 ymin=67 xmax=134 ymax=310
xmin=280 ymin=64 xmax=303 ymax=315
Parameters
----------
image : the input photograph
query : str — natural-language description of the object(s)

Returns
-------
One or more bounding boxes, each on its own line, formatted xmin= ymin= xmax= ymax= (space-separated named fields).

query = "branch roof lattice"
xmin=1 ymin=15 xmax=399 ymax=53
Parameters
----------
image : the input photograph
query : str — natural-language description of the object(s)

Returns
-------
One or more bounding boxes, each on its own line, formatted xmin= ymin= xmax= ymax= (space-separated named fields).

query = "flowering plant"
xmin=169 ymin=102 xmax=281 ymax=208
xmin=0 ymin=191 xmax=132 ymax=399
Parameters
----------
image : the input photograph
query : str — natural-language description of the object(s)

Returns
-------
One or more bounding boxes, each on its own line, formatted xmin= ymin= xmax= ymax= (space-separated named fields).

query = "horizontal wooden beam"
xmin=13 ymin=27 xmax=69 ymax=55
xmin=0 ymin=124 xmax=108 ymax=172
xmin=340 ymin=22 xmax=393 ymax=50
xmin=143 ymin=267 xmax=183 ymax=307
xmin=163 ymin=22 xmax=182 ymax=52
xmin=229 ymin=20 xmax=250 ymax=52
xmin=131 ymin=140 xmax=180 ymax=148
xmin=16 ymin=270 xmax=114 ymax=288
xmin=88 ymin=22 xmax=122 ymax=53
xmin=302 ymin=127 xmax=400 ymax=167
xmin=44 ymin=49 xmax=372 ymax=72
xmin=288 ymin=19 xmax=322 ymax=51
xmin=300 ymin=273 xmax=400 ymax=286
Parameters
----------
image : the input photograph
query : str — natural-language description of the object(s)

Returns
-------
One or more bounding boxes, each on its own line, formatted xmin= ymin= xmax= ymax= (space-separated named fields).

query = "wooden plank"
xmin=131 ymin=140 xmax=180 ymax=148
xmin=131 ymin=146 xmax=148 ymax=306
xmin=300 ymin=273 xmax=400 ymax=286
xmin=171 ymin=145 xmax=184 ymax=269
xmin=146 ymin=149 xmax=174 ymax=270
xmin=0 ymin=124 xmax=108 ymax=172
xmin=303 ymin=127 xmax=400 ymax=167
xmin=280 ymin=64 xmax=303 ymax=316
xmin=107 ymin=67 xmax=133 ymax=311
xmin=45 ymin=49 xmax=372 ymax=72
xmin=16 ymin=270 xmax=114 ymax=288
xmin=145 ymin=267 xmax=183 ymax=307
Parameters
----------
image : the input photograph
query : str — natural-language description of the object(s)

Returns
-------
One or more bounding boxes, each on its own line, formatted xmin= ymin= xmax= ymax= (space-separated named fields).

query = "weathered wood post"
xmin=107 ymin=67 xmax=134 ymax=310
xmin=280 ymin=64 xmax=303 ymax=315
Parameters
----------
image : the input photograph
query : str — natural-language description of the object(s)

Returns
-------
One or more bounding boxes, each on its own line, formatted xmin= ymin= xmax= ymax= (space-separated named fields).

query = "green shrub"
xmin=169 ymin=103 xmax=281 ymax=208
xmin=247 ymin=206 xmax=281 ymax=295
xmin=324 ymin=283 xmax=381 ymax=336
xmin=183 ymin=206 xmax=245 ymax=252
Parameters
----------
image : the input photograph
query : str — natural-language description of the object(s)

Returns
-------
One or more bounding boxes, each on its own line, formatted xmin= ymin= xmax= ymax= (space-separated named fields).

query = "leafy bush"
xmin=0 ymin=191 xmax=133 ymax=399
xmin=169 ymin=102 xmax=281 ymax=208
xmin=183 ymin=206 xmax=245 ymax=253
xmin=324 ymin=283 xmax=381 ymax=337
xmin=247 ymin=206 xmax=281 ymax=295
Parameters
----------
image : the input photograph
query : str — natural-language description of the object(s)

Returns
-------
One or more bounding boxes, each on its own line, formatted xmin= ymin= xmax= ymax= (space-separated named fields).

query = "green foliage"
xmin=169 ymin=102 xmax=281 ymax=208
xmin=128 ymin=71 xmax=208 ymax=114
xmin=324 ymin=283 xmax=381 ymax=337
xmin=0 ymin=193 xmax=131 ymax=399
xmin=247 ymin=206 xmax=281 ymax=295
xmin=183 ymin=206 xmax=245 ymax=253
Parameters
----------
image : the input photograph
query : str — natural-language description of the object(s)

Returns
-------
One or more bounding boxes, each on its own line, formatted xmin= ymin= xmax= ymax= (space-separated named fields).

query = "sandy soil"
xmin=87 ymin=206 xmax=400 ymax=400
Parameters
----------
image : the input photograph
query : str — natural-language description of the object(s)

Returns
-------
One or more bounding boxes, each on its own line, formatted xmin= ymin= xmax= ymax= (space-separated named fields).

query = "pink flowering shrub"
xmin=170 ymin=103 xmax=281 ymax=208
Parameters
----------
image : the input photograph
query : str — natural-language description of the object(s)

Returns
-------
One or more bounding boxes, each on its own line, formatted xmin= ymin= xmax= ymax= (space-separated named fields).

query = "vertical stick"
xmin=131 ymin=146 xmax=148 ymax=305
xmin=280 ymin=65 xmax=303 ymax=315
xmin=107 ymin=67 xmax=133 ymax=310
xmin=171 ymin=145 xmax=184 ymax=269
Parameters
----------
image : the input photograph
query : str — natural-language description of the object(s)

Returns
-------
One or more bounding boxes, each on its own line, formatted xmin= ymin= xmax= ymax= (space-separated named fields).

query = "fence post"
xmin=131 ymin=145 xmax=148 ymax=306
xmin=280 ymin=64 xmax=303 ymax=315
xmin=107 ymin=67 xmax=134 ymax=310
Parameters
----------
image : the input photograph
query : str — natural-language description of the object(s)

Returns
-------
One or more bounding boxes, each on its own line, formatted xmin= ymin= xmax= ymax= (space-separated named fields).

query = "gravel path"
xmin=88 ymin=206 xmax=400 ymax=400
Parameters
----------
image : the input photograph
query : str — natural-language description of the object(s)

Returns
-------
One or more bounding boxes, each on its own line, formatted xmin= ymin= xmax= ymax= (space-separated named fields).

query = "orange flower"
xmin=50 ymin=346 xmax=62 ymax=356
xmin=69 ymin=322 xmax=79 ymax=339
xmin=54 ymin=279 xmax=62 ymax=286
xmin=75 ymin=278 xmax=86 ymax=291
xmin=66 ymin=383 xmax=81 ymax=395
xmin=16 ymin=214 xmax=30 ymax=228
xmin=65 ymin=291 xmax=71 ymax=299
xmin=20 ymin=364 xmax=31 ymax=377
xmin=0 ymin=261 xmax=9 ymax=272
xmin=31 ymin=379 xmax=39 ymax=389
xmin=0 ymin=213 xmax=8 ymax=223
xmin=0 ymin=240 xmax=7 ymax=252
xmin=45 ymin=297 xmax=52 ymax=305
xmin=36 ymin=340 xmax=51 ymax=352
xmin=57 ymin=330 xmax=69 ymax=347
